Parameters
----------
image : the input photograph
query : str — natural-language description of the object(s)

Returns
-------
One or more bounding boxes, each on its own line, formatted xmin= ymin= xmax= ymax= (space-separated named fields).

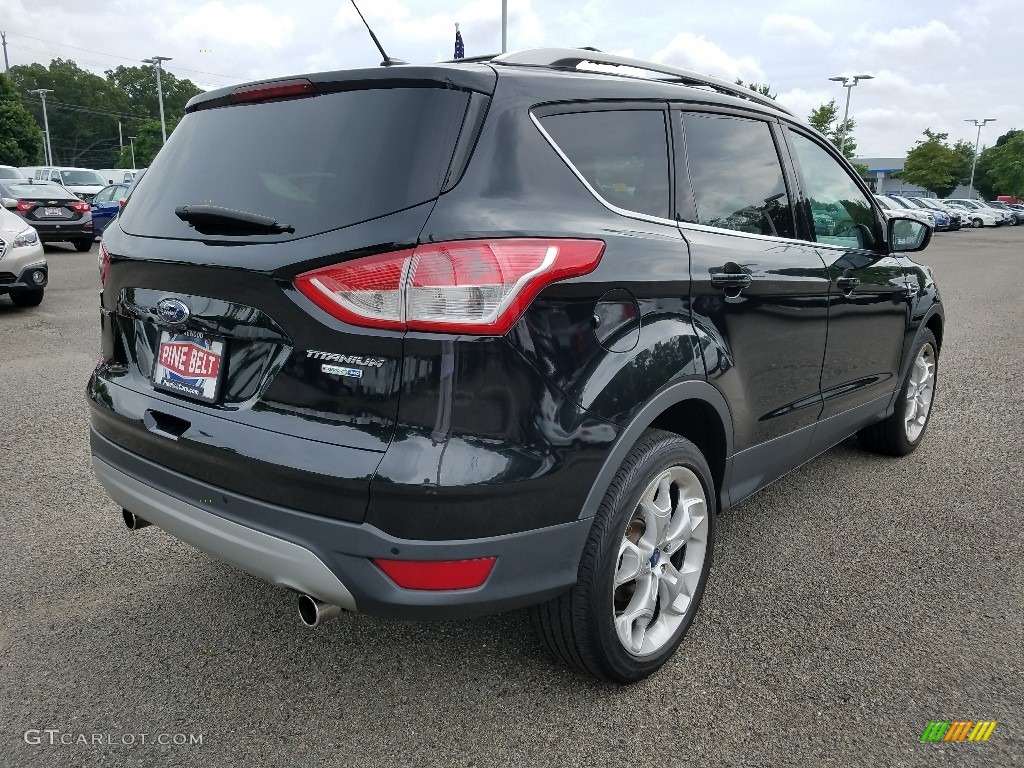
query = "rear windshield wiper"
xmin=174 ymin=204 xmax=295 ymax=235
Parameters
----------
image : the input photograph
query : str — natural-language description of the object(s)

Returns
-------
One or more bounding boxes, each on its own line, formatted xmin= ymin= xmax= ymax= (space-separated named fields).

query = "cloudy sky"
xmin=2 ymin=0 xmax=1019 ymax=156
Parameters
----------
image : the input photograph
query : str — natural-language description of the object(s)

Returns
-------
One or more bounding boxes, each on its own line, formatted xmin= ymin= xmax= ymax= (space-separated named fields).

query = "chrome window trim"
xmin=532 ymin=110 xmax=832 ymax=251
xmin=529 ymin=111 xmax=679 ymax=229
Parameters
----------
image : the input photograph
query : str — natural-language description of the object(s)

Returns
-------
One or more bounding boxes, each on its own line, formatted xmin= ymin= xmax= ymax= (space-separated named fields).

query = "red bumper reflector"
xmin=372 ymin=557 xmax=497 ymax=591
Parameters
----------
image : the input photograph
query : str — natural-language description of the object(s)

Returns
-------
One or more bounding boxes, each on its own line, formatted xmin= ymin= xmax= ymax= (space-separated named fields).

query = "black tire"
xmin=971 ymin=218 xmax=983 ymax=228
xmin=529 ymin=429 xmax=716 ymax=683
xmin=74 ymin=239 xmax=93 ymax=252
xmin=9 ymin=288 xmax=44 ymax=307
xmin=858 ymin=329 xmax=938 ymax=456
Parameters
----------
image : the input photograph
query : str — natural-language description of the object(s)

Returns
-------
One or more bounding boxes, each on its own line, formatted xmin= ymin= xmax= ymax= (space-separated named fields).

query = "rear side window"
xmin=539 ymin=110 xmax=670 ymax=219
xmin=120 ymin=88 xmax=470 ymax=241
xmin=680 ymin=113 xmax=795 ymax=239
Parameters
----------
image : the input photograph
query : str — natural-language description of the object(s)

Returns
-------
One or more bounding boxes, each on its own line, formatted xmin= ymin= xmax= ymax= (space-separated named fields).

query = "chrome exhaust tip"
xmin=298 ymin=594 xmax=341 ymax=627
xmin=122 ymin=509 xmax=151 ymax=530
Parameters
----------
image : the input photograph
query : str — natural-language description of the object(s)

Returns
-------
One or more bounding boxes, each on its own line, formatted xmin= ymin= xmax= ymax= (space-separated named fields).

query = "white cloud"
xmin=864 ymin=20 xmax=960 ymax=56
xmin=168 ymin=2 xmax=295 ymax=48
xmin=652 ymin=32 xmax=764 ymax=84
xmin=760 ymin=14 xmax=832 ymax=46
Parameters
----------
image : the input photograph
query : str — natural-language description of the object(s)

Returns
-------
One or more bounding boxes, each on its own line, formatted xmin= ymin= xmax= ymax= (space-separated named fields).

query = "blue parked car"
xmin=90 ymin=183 xmax=130 ymax=236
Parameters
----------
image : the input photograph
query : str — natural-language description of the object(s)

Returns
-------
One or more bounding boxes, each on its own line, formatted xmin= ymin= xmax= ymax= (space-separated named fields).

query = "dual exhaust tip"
xmin=121 ymin=508 xmax=344 ymax=628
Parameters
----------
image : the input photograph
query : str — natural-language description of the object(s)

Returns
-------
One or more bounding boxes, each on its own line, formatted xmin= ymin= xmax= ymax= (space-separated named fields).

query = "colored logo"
xmin=920 ymin=720 xmax=997 ymax=742
xmin=157 ymin=298 xmax=190 ymax=324
xmin=158 ymin=339 xmax=220 ymax=380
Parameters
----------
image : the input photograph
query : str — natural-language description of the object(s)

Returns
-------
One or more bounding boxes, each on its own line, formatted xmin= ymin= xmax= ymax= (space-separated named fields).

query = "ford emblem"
xmin=157 ymin=298 xmax=190 ymax=325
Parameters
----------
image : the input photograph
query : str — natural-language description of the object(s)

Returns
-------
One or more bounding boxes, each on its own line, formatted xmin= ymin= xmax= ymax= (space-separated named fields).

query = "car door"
xmin=91 ymin=186 xmax=117 ymax=232
xmin=783 ymin=128 xmax=911 ymax=437
xmin=675 ymin=110 xmax=831 ymax=502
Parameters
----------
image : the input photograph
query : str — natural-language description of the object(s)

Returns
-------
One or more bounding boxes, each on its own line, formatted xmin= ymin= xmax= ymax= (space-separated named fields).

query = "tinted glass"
xmin=0 ymin=168 xmax=23 ymax=179
xmin=93 ymin=187 xmax=115 ymax=204
xmin=681 ymin=113 xmax=794 ymax=238
xmin=1 ymin=182 xmax=75 ymax=199
xmin=540 ymin=110 xmax=670 ymax=219
xmin=789 ymin=132 xmax=878 ymax=250
xmin=120 ymin=88 xmax=470 ymax=241
xmin=60 ymin=170 xmax=105 ymax=186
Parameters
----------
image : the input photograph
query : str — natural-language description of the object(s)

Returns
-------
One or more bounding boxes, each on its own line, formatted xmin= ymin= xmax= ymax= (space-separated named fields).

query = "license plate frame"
xmin=44 ymin=207 xmax=64 ymax=217
xmin=152 ymin=330 xmax=226 ymax=403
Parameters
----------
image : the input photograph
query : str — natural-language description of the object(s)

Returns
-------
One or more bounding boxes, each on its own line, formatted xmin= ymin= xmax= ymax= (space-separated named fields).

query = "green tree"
xmin=807 ymin=100 xmax=857 ymax=159
xmin=9 ymin=59 xmax=127 ymax=167
xmin=0 ymin=74 xmax=45 ymax=165
xmin=899 ymin=129 xmax=961 ymax=197
xmin=116 ymin=118 xmax=178 ymax=168
xmin=734 ymin=79 xmax=775 ymax=100
xmin=978 ymin=130 xmax=1024 ymax=197
xmin=7 ymin=59 xmax=202 ymax=169
xmin=104 ymin=65 xmax=202 ymax=131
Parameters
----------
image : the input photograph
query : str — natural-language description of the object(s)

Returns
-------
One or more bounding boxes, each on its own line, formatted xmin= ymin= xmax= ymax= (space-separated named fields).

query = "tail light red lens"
xmin=71 ymin=201 xmax=91 ymax=212
xmin=372 ymin=557 xmax=497 ymax=590
xmin=98 ymin=239 xmax=110 ymax=285
xmin=295 ymin=239 xmax=604 ymax=334
xmin=16 ymin=201 xmax=34 ymax=212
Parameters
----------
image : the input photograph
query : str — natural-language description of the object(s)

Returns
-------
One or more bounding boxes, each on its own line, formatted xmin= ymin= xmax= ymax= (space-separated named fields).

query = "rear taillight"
xmin=98 ymin=239 xmax=110 ymax=285
xmin=16 ymin=201 xmax=34 ymax=212
xmin=295 ymin=239 xmax=605 ymax=335
xmin=71 ymin=201 xmax=91 ymax=212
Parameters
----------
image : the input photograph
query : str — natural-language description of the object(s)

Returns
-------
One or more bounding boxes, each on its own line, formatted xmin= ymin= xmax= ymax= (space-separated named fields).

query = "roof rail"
xmin=490 ymin=48 xmax=794 ymax=117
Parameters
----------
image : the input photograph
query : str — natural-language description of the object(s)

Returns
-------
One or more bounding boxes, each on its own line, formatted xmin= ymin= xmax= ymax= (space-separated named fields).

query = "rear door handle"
xmin=837 ymin=276 xmax=860 ymax=293
xmin=710 ymin=273 xmax=753 ymax=289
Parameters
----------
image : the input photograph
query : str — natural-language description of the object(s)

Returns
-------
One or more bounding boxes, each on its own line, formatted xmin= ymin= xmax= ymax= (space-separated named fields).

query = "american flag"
xmin=454 ymin=24 xmax=465 ymax=59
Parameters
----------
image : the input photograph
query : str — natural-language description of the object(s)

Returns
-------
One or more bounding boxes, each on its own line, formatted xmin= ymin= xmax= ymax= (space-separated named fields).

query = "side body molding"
xmin=578 ymin=379 xmax=734 ymax=519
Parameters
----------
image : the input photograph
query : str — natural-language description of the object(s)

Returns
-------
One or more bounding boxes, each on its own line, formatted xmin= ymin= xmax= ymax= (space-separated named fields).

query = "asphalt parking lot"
xmin=1 ymin=229 xmax=1021 ymax=767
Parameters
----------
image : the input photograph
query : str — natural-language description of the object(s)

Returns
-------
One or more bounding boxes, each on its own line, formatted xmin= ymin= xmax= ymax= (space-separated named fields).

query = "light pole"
xmin=28 ymin=88 xmax=54 ymax=165
xmin=142 ymin=56 xmax=172 ymax=144
xmin=128 ymin=136 xmax=137 ymax=168
xmin=828 ymin=74 xmax=873 ymax=156
xmin=965 ymin=118 xmax=996 ymax=199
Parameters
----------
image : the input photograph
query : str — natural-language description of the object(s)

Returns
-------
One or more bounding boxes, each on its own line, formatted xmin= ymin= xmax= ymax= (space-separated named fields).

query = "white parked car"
xmin=944 ymin=199 xmax=1000 ymax=228
xmin=0 ymin=205 xmax=47 ymax=307
xmin=30 ymin=167 xmax=106 ymax=202
xmin=874 ymin=195 xmax=934 ymax=226
xmin=0 ymin=165 xmax=30 ymax=182
xmin=97 ymin=169 xmax=139 ymax=185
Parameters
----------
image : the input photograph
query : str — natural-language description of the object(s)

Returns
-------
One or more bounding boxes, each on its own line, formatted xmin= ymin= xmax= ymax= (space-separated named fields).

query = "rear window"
xmin=120 ymin=87 xmax=470 ymax=241
xmin=60 ymin=170 xmax=105 ymax=186
xmin=1 ymin=182 xmax=74 ymax=199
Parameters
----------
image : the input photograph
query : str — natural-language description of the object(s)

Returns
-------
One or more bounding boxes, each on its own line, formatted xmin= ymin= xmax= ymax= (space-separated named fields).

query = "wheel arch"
xmin=925 ymin=311 xmax=943 ymax=351
xmin=578 ymin=380 xmax=733 ymax=520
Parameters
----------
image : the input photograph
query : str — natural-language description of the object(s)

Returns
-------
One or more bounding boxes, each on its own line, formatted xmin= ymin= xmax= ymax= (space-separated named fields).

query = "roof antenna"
xmin=349 ymin=0 xmax=407 ymax=67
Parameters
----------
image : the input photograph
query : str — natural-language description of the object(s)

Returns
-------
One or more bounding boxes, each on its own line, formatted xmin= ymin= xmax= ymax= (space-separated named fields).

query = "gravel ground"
xmin=0 ymin=230 xmax=1021 ymax=767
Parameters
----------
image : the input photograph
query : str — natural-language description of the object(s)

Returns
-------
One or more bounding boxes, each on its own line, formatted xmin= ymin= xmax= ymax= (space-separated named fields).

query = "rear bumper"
xmin=91 ymin=429 xmax=591 ymax=619
xmin=31 ymin=220 xmax=93 ymax=240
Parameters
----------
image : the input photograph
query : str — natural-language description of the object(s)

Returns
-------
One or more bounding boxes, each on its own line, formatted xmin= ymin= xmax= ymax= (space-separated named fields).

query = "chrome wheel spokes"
xmin=613 ymin=465 xmax=708 ymax=658
xmin=904 ymin=343 xmax=936 ymax=442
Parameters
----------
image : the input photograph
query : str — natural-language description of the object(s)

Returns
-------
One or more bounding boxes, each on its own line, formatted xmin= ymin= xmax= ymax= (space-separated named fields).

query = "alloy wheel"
xmin=613 ymin=465 xmax=708 ymax=657
xmin=904 ymin=343 xmax=936 ymax=442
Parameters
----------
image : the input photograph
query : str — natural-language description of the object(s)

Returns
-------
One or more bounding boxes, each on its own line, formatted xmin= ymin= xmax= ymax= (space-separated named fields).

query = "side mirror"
xmin=888 ymin=216 xmax=932 ymax=252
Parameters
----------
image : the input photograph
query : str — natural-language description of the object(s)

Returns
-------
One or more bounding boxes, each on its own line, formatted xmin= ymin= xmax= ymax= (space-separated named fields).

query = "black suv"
xmin=89 ymin=48 xmax=942 ymax=683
